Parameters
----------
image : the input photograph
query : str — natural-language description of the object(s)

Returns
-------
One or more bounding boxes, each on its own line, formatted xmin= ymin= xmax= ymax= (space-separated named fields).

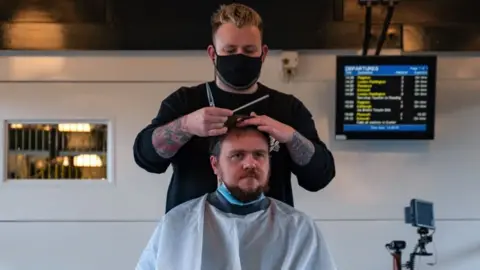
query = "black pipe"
xmin=375 ymin=3 xmax=396 ymax=55
xmin=362 ymin=2 xmax=373 ymax=56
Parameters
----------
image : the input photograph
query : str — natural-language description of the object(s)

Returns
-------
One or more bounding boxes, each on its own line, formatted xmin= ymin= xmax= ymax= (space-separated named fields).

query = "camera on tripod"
xmin=386 ymin=199 xmax=436 ymax=270
xmin=386 ymin=240 xmax=406 ymax=252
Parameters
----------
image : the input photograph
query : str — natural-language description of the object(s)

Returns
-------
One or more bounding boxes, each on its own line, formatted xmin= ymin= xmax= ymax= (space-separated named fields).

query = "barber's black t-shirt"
xmin=133 ymin=81 xmax=335 ymax=213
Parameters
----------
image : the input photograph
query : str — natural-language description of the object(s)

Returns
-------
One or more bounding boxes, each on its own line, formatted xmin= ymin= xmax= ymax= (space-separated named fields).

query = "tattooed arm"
xmin=152 ymin=116 xmax=192 ymax=159
xmin=287 ymin=100 xmax=336 ymax=192
xmin=133 ymin=87 xmax=193 ymax=174
xmin=286 ymin=131 xmax=315 ymax=166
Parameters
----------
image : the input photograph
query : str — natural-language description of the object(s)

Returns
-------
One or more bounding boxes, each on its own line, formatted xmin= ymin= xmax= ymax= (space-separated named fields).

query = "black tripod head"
xmin=413 ymin=228 xmax=433 ymax=256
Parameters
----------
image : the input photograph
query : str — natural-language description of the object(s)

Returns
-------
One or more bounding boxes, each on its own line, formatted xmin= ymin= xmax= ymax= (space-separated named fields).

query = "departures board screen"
xmin=335 ymin=56 xmax=437 ymax=140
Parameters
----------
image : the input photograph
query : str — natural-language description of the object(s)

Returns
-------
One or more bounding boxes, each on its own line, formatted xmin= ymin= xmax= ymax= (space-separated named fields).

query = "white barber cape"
xmin=136 ymin=194 xmax=337 ymax=270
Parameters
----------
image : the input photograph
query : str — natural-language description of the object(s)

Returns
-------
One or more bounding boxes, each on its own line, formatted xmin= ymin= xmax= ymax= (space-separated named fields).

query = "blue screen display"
xmin=344 ymin=65 xmax=429 ymax=76
xmin=340 ymin=63 xmax=432 ymax=134
xmin=343 ymin=124 xmax=426 ymax=132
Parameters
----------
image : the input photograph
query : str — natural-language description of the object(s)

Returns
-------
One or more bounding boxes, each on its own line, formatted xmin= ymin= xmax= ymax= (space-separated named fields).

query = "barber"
xmin=133 ymin=3 xmax=336 ymax=213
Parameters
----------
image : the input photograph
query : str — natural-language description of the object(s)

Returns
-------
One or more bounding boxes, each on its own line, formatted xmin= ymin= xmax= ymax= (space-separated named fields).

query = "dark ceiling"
xmin=0 ymin=0 xmax=478 ymax=51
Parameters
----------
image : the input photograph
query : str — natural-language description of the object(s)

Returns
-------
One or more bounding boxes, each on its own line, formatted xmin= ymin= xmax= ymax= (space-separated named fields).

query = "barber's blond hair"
xmin=211 ymin=3 xmax=263 ymax=37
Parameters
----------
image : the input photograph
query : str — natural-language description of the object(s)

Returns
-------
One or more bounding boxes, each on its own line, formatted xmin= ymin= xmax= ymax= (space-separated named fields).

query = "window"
xmin=5 ymin=121 xmax=109 ymax=180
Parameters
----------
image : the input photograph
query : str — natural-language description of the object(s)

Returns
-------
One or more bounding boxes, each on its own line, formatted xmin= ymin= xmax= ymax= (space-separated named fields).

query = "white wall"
xmin=0 ymin=51 xmax=479 ymax=270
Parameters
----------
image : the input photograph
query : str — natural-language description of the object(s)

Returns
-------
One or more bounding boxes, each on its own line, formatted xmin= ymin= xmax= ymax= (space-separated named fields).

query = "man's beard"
xmin=222 ymin=168 xmax=269 ymax=203
xmin=226 ymin=184 xmax=269 ymax=203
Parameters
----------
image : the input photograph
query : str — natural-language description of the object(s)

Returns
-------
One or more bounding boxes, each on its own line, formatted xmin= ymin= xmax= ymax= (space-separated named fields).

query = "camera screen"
xmin=415 ymin=201 xmax=435 ymax=229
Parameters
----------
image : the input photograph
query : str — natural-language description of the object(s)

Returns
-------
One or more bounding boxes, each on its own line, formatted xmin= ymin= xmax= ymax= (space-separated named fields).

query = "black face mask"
xmin=214 ymin=53 xmax=263 ymax=91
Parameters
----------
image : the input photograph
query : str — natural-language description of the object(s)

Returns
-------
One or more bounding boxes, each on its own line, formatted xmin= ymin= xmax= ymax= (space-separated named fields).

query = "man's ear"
xmin=207 ymin=45 xmax=216 ymax=62
xmin=261 ymin=44 xmax=269 ymax=61
xmin=210 ymin=156 xmax=219 ymax=175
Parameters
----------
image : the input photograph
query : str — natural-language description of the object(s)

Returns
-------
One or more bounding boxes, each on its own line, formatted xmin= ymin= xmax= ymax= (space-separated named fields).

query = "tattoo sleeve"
xmin=151 ymin=117 xmax=193 ymax=159
xmin=286 ymin=131 xmax=315 ymax=166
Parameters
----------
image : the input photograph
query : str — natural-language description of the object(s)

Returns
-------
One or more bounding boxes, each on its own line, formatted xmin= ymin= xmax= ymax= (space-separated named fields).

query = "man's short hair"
xmin=210 ymin=3 xmax=263 ymax=38
xmin=210 ymin=125 xmax=270 ymax=158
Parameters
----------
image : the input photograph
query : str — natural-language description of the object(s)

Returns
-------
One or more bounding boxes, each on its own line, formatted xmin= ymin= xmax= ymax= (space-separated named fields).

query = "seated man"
xmin=135 ymin=125 xmax=337 ymax=270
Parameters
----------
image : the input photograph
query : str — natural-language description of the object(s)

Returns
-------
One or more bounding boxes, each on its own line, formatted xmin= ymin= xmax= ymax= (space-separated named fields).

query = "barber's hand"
xmin=184 ymin=107 xmax=233 ymax=137
xmin=237 ymin=112 xmax=295 ymax=143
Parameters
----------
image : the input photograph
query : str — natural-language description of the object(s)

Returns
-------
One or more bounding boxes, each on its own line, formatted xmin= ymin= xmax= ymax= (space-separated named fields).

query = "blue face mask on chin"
xmin=217 ymin=182 xmax=265 ymax=206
